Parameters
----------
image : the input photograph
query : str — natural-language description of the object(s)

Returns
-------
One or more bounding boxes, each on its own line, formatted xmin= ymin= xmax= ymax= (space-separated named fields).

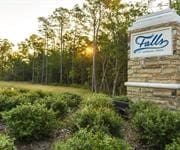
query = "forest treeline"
xmin=0 ymin=0 xmax=179 ymax=95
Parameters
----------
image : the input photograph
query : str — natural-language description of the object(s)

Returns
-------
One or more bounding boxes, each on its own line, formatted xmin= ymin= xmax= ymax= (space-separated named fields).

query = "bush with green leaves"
xmin=165 ymin=137 xmax=180 ymax=150
xmin=0 ymin=89 xmax=49 ymax=112
xmin=73 ymin=106 xmax=123 ymax=137
xmin=0 ymin=95 xmax=24 ymax=112
xmin=132 ymin=105 xmax=180 ymax=149
xmin=2 ymin=103 xmax=57 ymax=141
xmin=54 ymin=128 xmax=132 ymax=150
xmin=59 ymin=92 xmax=82 ymax=108
xmin=39 ymin=95 xmax=68 ymax=116
xmin=13 ymin=90 xmax=48 ymax=104
xmin=112 ymin=95 xmax=130 ymax=102
xmin=39 ymin=93 xmax=82 ymax=116
xmin=129 ymin=100 xmax=155 ymax=117
xmin=0 ymin=88 xmax=19 ymax=97
xmin=83 ymin=94 xmax=113 ymax=109
xmin=0 ymin=134 xmax=15 ymax=150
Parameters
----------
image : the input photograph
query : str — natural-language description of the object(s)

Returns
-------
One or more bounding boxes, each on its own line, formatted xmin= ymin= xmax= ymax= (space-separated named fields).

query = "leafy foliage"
xmin=54 ymin=128 xmax=132 ymax=150
xmin=0 ymin=88 xmax=20 ymax=97
xmin=165 ymin=137 xmax=180 ymax=150
xmin=0 ymin=134 xmax=15 ymax=150
xmin=73 ymin=106 xmax=123 ymax=137
xmin=59 ymin=92 xmax=82 ymax=108
xmin=112 ymin=95 xmax=130 ymax=102
xmin=129 ymin=100 xmax=155 ymax=117
xmin=0 ymin=89 xmax=49 ymax=112
xmin=2 ymin=103 xmax=57 ymax=141
xmin=39 ymin=92 xmax=82 ymax=117
xmin=0 ymin=95 xmax=19 ymax=112
xmin=132 ymin=103 xmax=180 ymax=149
xmin=82 ymin=93 xmax=113 ymax=108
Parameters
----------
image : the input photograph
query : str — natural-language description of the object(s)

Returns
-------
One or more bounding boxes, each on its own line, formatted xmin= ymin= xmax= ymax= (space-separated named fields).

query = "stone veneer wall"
xmin=127 ymin=22 xmax=180 ymax=108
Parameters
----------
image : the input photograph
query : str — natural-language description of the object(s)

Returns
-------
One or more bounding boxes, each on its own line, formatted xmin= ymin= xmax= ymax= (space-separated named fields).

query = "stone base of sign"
xmin=127 ymin=87 xmax=179 ymax=108
xmin=126 ymin=9 xmax=180 ymax=108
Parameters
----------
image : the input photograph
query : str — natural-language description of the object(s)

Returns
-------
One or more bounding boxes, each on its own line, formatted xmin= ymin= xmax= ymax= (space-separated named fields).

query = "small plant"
xmin=18 ymin=88 xmax=29 ymax=93
xmin=0 ymin=88 xmax=19 ymax=97
xmin=2 ymin=103 xmax=57 ymax=141
xmin=112 ymin=95 xmax=130 ymax=102
xmin=39 ymin=95 xmax=68 ymax=116
xmin=73 ymin=106 xmax=123 ymax=137
xmin=165 ymin=137 xmax=180 ymax=150
xmin=60 ymin=92 xmax=82 ymax=108
xmin=0 ymin=95 xmax=22 ymax=112
xmin=132 ymin=105 xmax=180 ymax=149
xmin=39 ymin=92 xmax=82 ymax=116
xmin=53 ymin=128 xmax=132 ymax=150
xmin=0 ymin=90 xmax=49 ymax=112
xmin=14 ymin=91 xmax=49 ymax=104
xmin=0 ymin=134 xmax=15 ymax=150
xmin=129 ymin=100 xmax=155 ymax=117
xmin=83 ymin=94 xmax=113 ymax=109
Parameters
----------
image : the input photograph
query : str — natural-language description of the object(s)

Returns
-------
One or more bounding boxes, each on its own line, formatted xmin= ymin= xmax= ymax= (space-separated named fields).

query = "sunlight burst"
xmin=85 ymin=46 xmax=93 ymax=56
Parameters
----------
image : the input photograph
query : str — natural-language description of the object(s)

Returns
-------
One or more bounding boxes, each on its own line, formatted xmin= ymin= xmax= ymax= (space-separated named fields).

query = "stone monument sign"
xmin=125 ymin=9 xmax=180 ymax=108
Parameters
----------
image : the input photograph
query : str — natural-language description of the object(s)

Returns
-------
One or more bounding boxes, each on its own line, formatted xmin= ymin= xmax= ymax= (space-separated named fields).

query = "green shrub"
xmin=132 ymin=106 xmax=180 ymax=149
xmin=0 ymin=95 xmax=22 ymax=112
xmin=39 ymin=92 xmax=81 ymax=116
xmin=129 ymin=100 xmax=155 ymax=117
xmin=112 ymin=95 xmax=130 ymax=102
xmin=165 ymin=137 xmax=180 ymax=150
xmin=0 ymin=90 xmax=49 ymax=112
xmin=34 ymin=90 xmax=49 ymax=99
xmin=18 ymin=88 xmax=30 ymax=93
xmin=54 ymin=128 xmax=132 ymax=150
xmin=14 ymin=90 xmax=49 ymax=104
xmin=39 ymin=95 xmax=68 ymax=116
xmin=83 ymin=94 xmax=113 ymax=109
xmin=59 ymin=92 xmax=82 ymax=108
xmin=2 ymin=103 xmax=57 ymax=141
xmin=0 ymin=88 xmax=19 ymax=97
xmin=73 ymin=106 xmax=123 ymax=137
xmin=0 ymin=134 xmax=15 ymax=150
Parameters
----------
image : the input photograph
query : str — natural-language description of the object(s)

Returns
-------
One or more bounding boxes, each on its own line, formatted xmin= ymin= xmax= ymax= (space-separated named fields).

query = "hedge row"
xmin=54 ymin=94 xmax=131 ymax=150
xmin=0 ymin=88 xmax=82 ymax=145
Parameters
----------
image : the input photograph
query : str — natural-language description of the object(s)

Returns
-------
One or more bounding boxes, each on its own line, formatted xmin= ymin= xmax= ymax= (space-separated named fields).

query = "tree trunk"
xmin=105 ymin=78 xmax=110 ymax=94
xmin=23 ymin=64 xmax=25 ymax=81
xmin=32 ymin=51 xmax=35 ymax=83
xmin=71 ymin=37 xmax=76 ymax=84
xmin=92 ymin=39 xmax=97 ymax=92
xmin=45 ymin=36 xmax=48 ymax=84
xmin=112 ymin=58 xmax=119 ymax=96
xmin=91 ymin=4 xmax=102 ymax=92
xmin=100 ymin=57 xmax=107 ymax=91
xmin=59 ymin=24 xmax=63 ymax=83
xmin=41 ymin=52 xmax=45 ymax=84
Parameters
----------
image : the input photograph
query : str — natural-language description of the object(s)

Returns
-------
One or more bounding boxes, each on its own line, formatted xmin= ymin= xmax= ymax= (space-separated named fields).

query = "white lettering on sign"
xmin=130 ymin=27 xmax=173 ymax=58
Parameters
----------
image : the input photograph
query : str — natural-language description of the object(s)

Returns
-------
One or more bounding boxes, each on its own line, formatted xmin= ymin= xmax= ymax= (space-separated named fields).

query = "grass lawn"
xmin=0 ymin=81 xmax=92 ymax=98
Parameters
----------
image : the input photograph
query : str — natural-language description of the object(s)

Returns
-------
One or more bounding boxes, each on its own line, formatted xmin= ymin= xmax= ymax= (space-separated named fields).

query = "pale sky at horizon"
xmin=0 ymin=0 xmax=84 ymax=46
xmin=0 ymin=0 xmax=169 ymax=46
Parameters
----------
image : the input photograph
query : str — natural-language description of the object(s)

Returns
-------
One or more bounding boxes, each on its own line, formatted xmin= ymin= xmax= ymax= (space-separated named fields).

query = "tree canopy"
xmin=0 ymin=0 xmax=179 ymax=95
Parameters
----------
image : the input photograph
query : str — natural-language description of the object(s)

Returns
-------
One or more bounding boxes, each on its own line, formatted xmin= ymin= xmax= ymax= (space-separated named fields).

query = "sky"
xmin=0 ymin=0 xmax=84 ymax=45
xmin=0 ymin=0 xmax=169 ymax=46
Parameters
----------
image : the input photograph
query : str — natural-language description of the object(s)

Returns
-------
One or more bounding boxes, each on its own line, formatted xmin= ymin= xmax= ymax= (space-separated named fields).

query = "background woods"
xmin=0 ymin=0 xmax=179 ymax=95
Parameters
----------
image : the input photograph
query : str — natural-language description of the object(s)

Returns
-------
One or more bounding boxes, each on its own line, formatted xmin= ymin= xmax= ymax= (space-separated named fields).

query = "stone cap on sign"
xmin=129 ymin=9 xmax=180 ymax=31
xmin=125 ymin=82 xmax=180 ymax=90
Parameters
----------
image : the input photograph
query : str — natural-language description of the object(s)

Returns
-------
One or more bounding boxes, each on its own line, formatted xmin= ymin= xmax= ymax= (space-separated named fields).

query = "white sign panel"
xmin=130 ymin=27 xmax=173 ymax=58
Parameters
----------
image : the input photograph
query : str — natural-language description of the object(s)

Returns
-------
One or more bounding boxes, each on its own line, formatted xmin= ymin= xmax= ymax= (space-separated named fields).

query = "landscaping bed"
xmin=0 ymin=87 xmax=179 ymax=150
